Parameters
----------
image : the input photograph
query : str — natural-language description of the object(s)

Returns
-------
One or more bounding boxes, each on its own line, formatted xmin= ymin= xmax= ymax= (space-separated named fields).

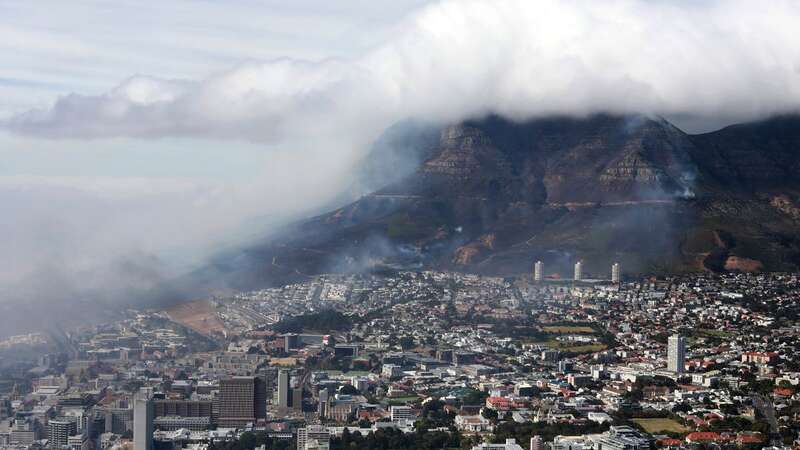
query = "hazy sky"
xmin=0 ymin=0 xmax=431 ymax=180
xmin=1 ymin=0 xmax=799 ymax=308
xmin=0 ymin=0 xmax=433 ymax=300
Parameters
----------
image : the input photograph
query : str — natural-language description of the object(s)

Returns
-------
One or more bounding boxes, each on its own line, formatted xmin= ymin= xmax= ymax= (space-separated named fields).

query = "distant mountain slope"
xmin=198 ymin=114 xmax=800 ymax=289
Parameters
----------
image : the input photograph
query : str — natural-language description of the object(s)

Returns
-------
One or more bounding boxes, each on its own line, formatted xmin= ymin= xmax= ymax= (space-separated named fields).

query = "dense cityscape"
xmin=1 ymin=265 xmax=799 ymax=450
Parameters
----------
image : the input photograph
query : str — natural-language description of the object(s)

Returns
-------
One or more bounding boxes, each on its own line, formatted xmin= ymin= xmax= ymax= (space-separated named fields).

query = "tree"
xmin=341 ymin=428 xmax=352 ymax=447
xmin=751 ymin=420 xmax=770 ymax=434
xmin=672 ymin=402 xmax=692 ymax=413
xmin=399 ymin=336 xmax=415 ymax=350
xmin=623 ymin=389 xmax=643 ymax=402
xmin=461 ymin=388 xmax=488 ymax=406
xmin=238 ymin=432 xmax=256 ymax=450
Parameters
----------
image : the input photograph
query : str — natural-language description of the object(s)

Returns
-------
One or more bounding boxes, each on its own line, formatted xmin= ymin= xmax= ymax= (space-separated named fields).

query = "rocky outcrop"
xmin=770 ymin=195 xmax=800 ymax=220
xmin=205 ymin=114 xmax=800 ymax=290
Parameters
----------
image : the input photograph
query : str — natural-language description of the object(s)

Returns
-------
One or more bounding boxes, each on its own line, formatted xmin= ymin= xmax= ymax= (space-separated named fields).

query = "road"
xmin=230 ymin=303 xmax=272 ymax=326
xmin=751 ymin=393 xmax=782 ymax=446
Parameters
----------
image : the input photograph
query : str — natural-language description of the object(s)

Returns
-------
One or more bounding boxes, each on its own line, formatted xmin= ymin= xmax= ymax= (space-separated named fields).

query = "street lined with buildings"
xmin=1 ymin=268 xmax=800 ymax=450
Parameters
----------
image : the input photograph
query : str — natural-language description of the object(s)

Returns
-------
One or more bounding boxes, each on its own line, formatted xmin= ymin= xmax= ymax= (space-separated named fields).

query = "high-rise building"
xmin=317 ymin=388 xmax=329 ymax=419
xmin=611 ymin=263 xmax=620 ymax=283
xmin=533 ymin=261 xmax=543 ymax=282
xmin=292 ymin=387 xmax=303 ymax=411
xmin=259 ymin=367 xmax=278 ymax=404
xmin=297 ymin=425 xmax=330 ymax=450
xmin=668 ymin=334 xmax=686 ymax=374
xmin=133 ymin=397 xmax=153 ymax=450
xmin=574 ymin=261 xmax=583 ymax=281
xmin=218 ymin=377 xmax=266 ymax=427
xmin=284 ymin=334 xmax=299 ymax=353
xmin=276 ymin=370 xmax=290 ymax=410
xmin=48 ymin=417 xmax=77 ymax=449
xmin=254 ymin=379 xmax=267 ymax=421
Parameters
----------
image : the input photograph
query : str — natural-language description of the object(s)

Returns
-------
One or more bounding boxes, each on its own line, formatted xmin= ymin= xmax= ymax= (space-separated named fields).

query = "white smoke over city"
xmin=2 ymin=0 xmax=800 ymax=332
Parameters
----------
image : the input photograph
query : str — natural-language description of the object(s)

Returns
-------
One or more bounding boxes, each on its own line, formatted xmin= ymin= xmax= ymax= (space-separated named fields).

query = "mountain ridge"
xmin=195 ymin=113 xmax=800 ymax=290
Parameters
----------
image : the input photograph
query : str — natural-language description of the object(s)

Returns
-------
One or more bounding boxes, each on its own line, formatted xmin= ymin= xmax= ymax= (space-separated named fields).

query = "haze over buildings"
xmin=2 ymin=0 xmax=800 ymax=333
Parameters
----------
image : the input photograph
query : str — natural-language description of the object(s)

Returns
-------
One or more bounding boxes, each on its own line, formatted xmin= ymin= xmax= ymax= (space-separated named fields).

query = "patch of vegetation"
xmin=543 ymin=339 xmax=607 ymax=354
xmin=542 ymin=325 xmax=596 ymax=334
xmin=385 ymin=395 xmax=421 ymax=405
xmin=632 ymin=418 xmax=689 ymax=434
xmin=332 ymin=427 xmax=461 ymax=450
xmin=492 ymin=420 xmax=611 ymax=444
xmin=415 ymin=399 xmax=456 ymax=432
xmin=694 ymin=328 xmax=734 ymax=339
xmin=559 ymin=343 xmax=607 ymax=354
xmin=273 ymin=309 xmax=352 ymax=333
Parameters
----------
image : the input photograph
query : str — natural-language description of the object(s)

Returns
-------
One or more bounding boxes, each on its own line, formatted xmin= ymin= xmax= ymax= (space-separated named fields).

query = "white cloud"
xmin=0 ymin=0 xmax=431 ymax=118
xmin=6 ymin=0 xmax=800 ymax=141
xmin=2 ymin=0 xmax=800 ymax=324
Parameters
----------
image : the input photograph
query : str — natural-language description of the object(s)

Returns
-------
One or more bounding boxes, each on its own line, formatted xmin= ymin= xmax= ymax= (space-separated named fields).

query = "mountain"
xmin=199 ymin=113 xmax=800 ymax=287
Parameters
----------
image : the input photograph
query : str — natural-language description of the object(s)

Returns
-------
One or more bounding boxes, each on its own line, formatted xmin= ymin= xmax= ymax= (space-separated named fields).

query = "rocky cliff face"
xmin=690 ymin=116 xmax=800 ymax=189
xmin=420 ymin=125 xmax=513 ymax=195
xmin=201 ymin=114 xmax=800 ymax=290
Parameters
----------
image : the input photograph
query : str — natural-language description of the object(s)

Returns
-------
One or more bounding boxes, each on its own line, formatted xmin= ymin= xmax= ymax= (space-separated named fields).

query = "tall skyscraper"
xmin=533 ymin=261 xmax=543 ymax=282
xmin=133 ymin=397 xmax=153 ymax=450
xmin=574 ymin=261 xmax=583 ymax=281
xmin=668 ymin=334 xmax=686 ymax=373
xmin=276 ymin=370 xmax=290 ymax=410
xmin=254 ymin=377 xmax=267 ymax=420
xmin=218 ymin=376 xmax=266 ymax=427
xmin=317 ymin=388 xmax=329 ymax=419
xmin=611 ymin=262 xmax=620 ymax=283
xmin=292 ymin=387 xmax=303 ymax=411
xmin=259 ymin=367 xmax=278 ymax=404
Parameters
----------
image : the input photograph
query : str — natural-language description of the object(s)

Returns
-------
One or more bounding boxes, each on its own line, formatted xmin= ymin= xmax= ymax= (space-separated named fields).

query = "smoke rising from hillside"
xmin=2 ymin=0 xmax=800 ymax=333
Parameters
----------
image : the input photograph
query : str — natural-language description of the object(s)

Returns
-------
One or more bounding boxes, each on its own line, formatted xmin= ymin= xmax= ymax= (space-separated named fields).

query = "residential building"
xmin=668 ymin=334 xmax=686 ymax=373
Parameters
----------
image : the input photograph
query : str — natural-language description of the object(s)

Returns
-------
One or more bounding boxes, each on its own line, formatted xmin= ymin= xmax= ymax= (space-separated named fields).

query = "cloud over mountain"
xmin=2 ymin=0 xmax=800 ymax=335
xmin=6 ymin=0 xmax=800 ymax=140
